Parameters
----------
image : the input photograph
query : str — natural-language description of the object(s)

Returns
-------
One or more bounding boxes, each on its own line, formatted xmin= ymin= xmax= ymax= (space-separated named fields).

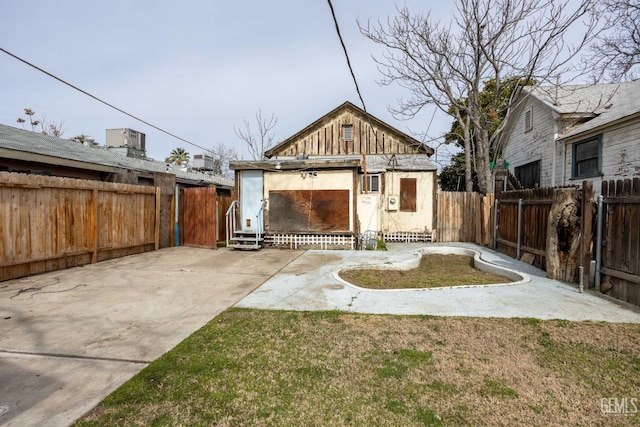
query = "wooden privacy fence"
xmin=436 ymin=192 xmax=494 ymax=246
xmin=495 ymin=188 xmax=556 ymax=269
xmin=598 ymin=178 xmax=640 ymax=306
xmin=0 ymin=172 xmax=160 ymax=281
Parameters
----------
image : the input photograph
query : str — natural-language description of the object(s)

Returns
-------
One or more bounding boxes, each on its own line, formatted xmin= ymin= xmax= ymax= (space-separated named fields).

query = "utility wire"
xmin=326 ymin=0 xmax=367 ymax=113
xmin=0 ymin=46 xmax=209 ymax=153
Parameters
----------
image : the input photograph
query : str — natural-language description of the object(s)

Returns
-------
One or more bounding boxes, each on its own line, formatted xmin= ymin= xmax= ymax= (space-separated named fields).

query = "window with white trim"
xmin=361 ymin=174 xmax=380 ymax=193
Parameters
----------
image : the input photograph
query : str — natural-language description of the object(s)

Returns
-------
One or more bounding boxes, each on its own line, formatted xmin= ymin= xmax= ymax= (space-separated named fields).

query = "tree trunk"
xmin=463 ymin=126 xmax=473 ymax=192
xmin=546 ymin=188 xmax=581 ymax=282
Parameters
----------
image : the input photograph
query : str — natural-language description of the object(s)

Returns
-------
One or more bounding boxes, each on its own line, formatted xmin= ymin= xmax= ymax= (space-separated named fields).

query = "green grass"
xmin=339 ymin=254 xmax=512 ymax=289
xmin=78 ymin=309 xmax=640 ymax=426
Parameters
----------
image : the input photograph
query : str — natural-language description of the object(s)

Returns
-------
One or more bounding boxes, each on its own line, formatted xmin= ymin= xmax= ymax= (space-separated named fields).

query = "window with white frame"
xmin=361 ymin=174 xmax=380 ymax=193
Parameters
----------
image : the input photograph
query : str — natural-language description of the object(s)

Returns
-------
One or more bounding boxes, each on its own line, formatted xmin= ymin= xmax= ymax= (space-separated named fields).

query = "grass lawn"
xmin=78 ymin=309 xmax=640 ymax=426
xmin=339 ymin=254 xmax=512 ymax=289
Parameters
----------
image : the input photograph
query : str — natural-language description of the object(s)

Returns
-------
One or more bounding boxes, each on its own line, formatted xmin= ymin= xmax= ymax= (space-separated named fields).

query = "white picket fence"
xmin=267 ymin=234 xmax=356 ymax=250
xmin=383 ymin=232 xmax=434 ymax=243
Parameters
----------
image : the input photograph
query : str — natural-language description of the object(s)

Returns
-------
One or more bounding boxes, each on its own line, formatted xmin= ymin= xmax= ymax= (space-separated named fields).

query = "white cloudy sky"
xmin=1 ymin=1 xmax=461 ymax=163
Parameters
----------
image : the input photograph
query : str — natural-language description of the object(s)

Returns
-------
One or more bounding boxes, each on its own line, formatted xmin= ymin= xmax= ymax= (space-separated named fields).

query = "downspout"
xmin=174 ymin=184 xmax=180 ymax=246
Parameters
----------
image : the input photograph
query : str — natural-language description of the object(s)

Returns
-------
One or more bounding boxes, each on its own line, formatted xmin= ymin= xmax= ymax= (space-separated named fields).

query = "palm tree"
xmin=70 ymin=134 xmax=99 ymax=147
xmin=165 ymin=147 xmax=190 ymax=165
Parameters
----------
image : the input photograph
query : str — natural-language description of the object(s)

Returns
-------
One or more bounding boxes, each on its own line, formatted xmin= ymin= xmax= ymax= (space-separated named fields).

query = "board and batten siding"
xmin=503 ymin=96 xmax=558 ymax=188
xmin=269 ymin=109 xmax=421 ymax=158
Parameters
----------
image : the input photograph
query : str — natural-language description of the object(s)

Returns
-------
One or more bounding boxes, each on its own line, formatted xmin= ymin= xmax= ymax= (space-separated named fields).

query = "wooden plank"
xmin=269 ymin=190 xmax=350 ymax=232
xmin=90 ymin=189 xmax=98 ymax=263
xmin=602 ymin=267 xmax=640 ymax=285
xmin=155 ymin=187 xmax=161 ymax=250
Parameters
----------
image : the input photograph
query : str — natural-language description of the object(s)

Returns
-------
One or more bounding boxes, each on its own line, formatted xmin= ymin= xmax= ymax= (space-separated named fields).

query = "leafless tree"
xmin=360 ymin=0 xmax=602 ymax=193
xmin=17 ymin=108 xmax=65 ymax=137
xmin=586 ymin=0 xmax=640 ymax=81
xmin=234 ymin=109 xmax=278 ymax=161
xmin=207 ymin=142 xmax=237 ymax=179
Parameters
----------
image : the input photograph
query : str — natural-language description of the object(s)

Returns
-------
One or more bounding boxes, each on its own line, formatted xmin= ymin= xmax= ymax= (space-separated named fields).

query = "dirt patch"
xmin=339 ymin=254 xmax=512 ymax=289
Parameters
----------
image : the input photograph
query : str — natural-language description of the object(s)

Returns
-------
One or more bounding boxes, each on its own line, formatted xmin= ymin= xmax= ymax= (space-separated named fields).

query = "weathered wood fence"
xmin=599 ymin=178 xmax=640 ymax=306
xmin=495 ymin=188 xmax=555 ymax=270
xmin=0 ymin=172 xmax=159 ymax=281
xmin=436 ymin=192 xmax=494 ymax=246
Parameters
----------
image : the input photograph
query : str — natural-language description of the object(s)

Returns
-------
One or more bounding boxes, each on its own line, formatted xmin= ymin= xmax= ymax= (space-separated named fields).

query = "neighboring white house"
xmin=501 ymin=79 xmax=640 ymax=194
xmin=228 ymin=101 xmax=437 ymax=249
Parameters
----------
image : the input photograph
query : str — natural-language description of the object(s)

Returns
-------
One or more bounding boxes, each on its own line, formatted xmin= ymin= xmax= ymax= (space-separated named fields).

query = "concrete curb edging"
xmin=331 ymin=246 xmax=531 ymax=292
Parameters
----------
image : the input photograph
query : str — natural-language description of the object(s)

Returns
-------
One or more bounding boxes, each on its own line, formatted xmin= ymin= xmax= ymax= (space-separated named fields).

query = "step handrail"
xmin=255 ymin=199 xmax=265 ymax=247
xmin=225 ymin=200 xmax=237 ymax=247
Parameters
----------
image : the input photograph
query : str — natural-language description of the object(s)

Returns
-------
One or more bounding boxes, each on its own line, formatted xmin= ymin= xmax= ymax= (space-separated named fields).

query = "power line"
xmin=0 ymin=46 xmax=210 ymax=153
xmin=325 ymin=0 xmax=368 ymax=113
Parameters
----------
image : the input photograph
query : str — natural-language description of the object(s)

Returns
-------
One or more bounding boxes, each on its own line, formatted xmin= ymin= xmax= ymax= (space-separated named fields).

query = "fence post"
xmin=493 ymin=198 xmax=499 ymax=250
xmin=595 ymin=195 xmax=604 ymax=292
xmin=155 ymin=187 xmax=161 ymax=250
xmin=517 ymin=198 xmax=523 ymax=260
xmin=91 ymin=189 xmax=98 ymax=263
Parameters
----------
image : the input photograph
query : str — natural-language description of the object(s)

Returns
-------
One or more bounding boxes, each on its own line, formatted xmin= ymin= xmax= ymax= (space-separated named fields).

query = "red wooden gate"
xmin=182 ymin=186 xmax=218 ymax=249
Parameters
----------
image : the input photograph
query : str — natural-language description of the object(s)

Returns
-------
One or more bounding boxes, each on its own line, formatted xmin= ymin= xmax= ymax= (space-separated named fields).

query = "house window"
xmin=572 ymin=136 xmax=602 ymax=179
xmin=400 ymin=178 xmax=417 ymax=212
xmin=361 ymin=174 xmax=380 ymax=193
xmin=515 ymin=160 xmax=541 ymax=189
xmin=343 ymin=125 xmax=353 ymax=141
xmin=524 ymin=108 xmax=533 ymax=132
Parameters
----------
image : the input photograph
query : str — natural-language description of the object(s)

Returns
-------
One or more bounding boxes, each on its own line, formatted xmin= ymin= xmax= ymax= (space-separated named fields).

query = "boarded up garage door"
xmin=183 ymin=186 xmax=217 ymax=248
xmin=269 ymin=190 xmax=349 ymax=232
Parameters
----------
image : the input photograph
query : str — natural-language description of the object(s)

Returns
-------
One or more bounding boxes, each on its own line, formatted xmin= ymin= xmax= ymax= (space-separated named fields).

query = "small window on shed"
xmin=524 ymin=108 xmax=533 ymax=132
xmin=343 ymin=125 xmax=353 ymax=141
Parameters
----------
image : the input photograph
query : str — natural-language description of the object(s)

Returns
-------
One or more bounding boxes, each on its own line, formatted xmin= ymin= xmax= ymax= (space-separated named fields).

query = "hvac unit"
xmin=387 ymin=195 xmax=399 ymax=211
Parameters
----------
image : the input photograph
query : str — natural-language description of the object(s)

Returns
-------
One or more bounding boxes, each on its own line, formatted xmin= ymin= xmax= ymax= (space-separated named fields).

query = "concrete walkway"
xmin=237 ymin=242 xmax=640 ymax=323
xmin=0 ymin=247 xmax=301 ymax=427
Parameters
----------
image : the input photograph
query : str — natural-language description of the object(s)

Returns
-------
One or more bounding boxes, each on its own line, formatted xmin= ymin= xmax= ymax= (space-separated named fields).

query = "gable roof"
xmin=0 ymin=124 xmax=233 ymax=187
xmin=525 ymin=80 xmax=640 ymax=139
xmin=264 ymin=101 xmax=434 ymax=158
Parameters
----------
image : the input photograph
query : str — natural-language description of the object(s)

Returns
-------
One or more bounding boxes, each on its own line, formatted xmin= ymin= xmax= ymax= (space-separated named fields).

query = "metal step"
xmin=231 ymin=236 xmax=263 ymax=243
xmin=228 ymin=243 xmax=262 ymax=250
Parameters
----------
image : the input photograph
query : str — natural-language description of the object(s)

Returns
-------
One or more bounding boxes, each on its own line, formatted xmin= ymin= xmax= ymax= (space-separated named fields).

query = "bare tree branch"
xmin=234 ymin=109 xmax=278 ymax=160
xmin=584 ymin=0 xmax=640 ymax=81
xmin=360 ymin=0 xmax=603 ymax=193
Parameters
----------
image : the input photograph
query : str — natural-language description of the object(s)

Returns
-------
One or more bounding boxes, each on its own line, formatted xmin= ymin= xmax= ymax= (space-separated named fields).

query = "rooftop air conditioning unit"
xmin=387 ymin=195 xmax=399 ymax=211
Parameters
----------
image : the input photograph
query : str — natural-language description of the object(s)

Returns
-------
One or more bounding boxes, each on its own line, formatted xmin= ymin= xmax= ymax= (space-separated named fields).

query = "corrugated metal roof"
xmin=526 ymin=80 xmax=640 ymax=139
xmin=230 ymin=154 xmax=437 ymax=172
xmin=364 ymin=154 xmax=437 ymax=172
xmin=0 ymin=124 xmax=233 ymax=187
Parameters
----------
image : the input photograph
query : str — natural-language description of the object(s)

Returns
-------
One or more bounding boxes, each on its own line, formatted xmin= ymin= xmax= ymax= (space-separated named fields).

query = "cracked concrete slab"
xmin=236 ymin=243 xmax=640 ymax=323
xmin=0 ymin=246 xmax=301 ymax=427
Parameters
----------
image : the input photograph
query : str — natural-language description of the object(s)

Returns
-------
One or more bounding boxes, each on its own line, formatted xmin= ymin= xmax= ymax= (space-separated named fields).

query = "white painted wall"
xmin=381 ymin=171 xmax=436 ymax=233
xmin=263 ymin=169 xmax=355 ymax=231
xmin=502 ymin=97 xmax=558 ymax=188
xmin=562 ymin=119 xmax=640 ymax=195
xmin=505 ymin=96 xmax=640 ymax=196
